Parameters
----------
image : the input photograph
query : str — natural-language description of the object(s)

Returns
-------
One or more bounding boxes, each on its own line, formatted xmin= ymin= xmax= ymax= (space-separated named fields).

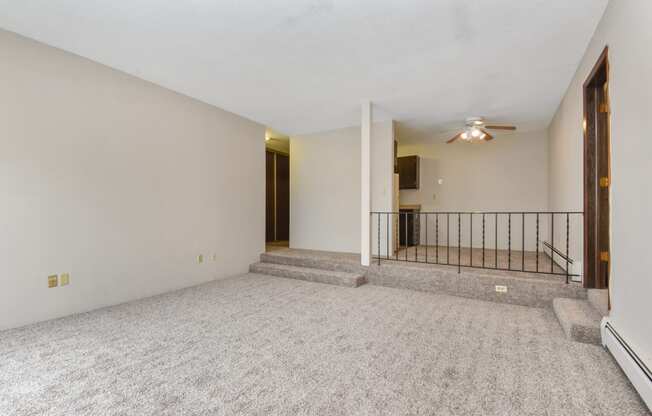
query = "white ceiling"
xmin=0 ymin=0 xmax=607 ymax=139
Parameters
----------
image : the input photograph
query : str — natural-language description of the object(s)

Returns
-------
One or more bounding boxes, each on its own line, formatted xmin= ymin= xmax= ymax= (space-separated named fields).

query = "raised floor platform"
xmin=254 ymin=248 xmax=587 ymax=309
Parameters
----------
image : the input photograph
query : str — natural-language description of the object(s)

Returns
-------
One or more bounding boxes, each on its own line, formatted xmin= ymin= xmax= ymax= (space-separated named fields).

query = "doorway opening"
xmin=583 ymin=46 xmax=610 ymax=290
xmin=265 ymin=130 xmax=290 ymax=251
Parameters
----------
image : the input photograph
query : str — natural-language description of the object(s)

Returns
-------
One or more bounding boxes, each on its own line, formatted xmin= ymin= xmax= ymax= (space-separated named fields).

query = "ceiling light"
xmin=461 ymin=132 xmax=468 ymax=140
xmin=471 ymin=128 xmax=481 ymax=138
xmin=480 ymin=133 xmax=487 ymax=139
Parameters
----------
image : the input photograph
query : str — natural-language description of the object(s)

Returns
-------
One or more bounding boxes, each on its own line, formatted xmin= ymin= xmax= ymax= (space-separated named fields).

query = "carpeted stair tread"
xmin=260 ymin=250 xmax=366 ymax=274
xmin=553 ymin=298 xmax=602 ymax=345
xmin=250 ymin=262 xmax=367 ymax=288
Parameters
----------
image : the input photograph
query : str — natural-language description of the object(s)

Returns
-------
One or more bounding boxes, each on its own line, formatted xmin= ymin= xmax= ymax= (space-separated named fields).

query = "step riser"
xmin=366 ymin=263 xmax=587 ymax=309
xmin=250 ymin=263 xmax=366 ymax=288
xmin=257 ymin=251 xmax=587 ymax=308
xmin=260 ymin=253 xmax=366 ymax=274
xmin=552 ymin=298 xmax=602 ymax=345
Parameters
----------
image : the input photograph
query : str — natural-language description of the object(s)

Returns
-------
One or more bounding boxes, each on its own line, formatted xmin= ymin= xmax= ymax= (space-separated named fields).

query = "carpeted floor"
xmin=0 ymin=274 xmax=649 ymax=416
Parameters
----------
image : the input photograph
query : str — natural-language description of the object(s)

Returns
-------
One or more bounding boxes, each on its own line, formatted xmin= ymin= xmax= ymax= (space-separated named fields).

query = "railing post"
xmin=405 ymin=213 xmax=408 ymax=262
xmin=522 ymin=213 xmax=525 ymax=272
xmin=414 ymin=212 xmax=418 ymax=262
xmin=447 ymin=213 xmax=450 ymax=265
xmin=495 ymin=213 xmax=498 ymax=269
xmin=550 ymin=213 xmax=555 ymax=273
xmin=397 ymin=213 xmax=400 ymax=261
xmin=425 ymin=213 xmax=428 ymax=263
xmin=508 ymin=213 xmax=512 ymax=270
xmin=482 ymin=213 xmax=485 ymax=268
xmin=435 ymin=213 xmax=439 ymax=264
xmin=377 ymin=213 xmax=381 ymax=266
xmin=457 ymin=213 xmax=461 ymax=274
xmin=386 ymin=212 xmax=390 ymax=260
xmin=536 ymin=213 xmax=539 ymax=272
xmin=470 ymin=213 xmax=473 ymax=267
xmin=566 ymin=213 xmax=570 ymax=284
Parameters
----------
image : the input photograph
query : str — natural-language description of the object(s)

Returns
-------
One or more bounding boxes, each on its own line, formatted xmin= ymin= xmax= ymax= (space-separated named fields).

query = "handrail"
xmin=370 ymin=210 xmax=583 ymax=283
xmin=372 ymin=211 xmax=583 ymax=215
xmin=541 ymin=241 xmax=574 ymax=265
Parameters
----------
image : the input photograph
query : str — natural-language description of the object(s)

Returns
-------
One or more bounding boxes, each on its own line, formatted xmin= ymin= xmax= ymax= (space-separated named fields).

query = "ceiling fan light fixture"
xmin=448 ymin=117 xmax=515 ymax=144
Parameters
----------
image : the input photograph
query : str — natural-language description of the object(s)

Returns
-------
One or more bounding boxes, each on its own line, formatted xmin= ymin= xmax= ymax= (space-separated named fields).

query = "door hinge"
xmin=600 ymin=251 xmax=610 ymax=262
xmin=599 ymin=103 xmax=610 ymax=113
xmin=599 ymin=177 xmax=610 ymax=188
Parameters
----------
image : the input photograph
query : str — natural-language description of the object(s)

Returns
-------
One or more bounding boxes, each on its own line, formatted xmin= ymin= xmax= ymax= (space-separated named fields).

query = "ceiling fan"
xmin=446 ymin=117 xmax=516 ymax=143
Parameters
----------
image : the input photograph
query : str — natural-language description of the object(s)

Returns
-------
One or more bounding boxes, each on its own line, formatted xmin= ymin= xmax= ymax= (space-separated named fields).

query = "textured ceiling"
xmin=0 ymin=0 xmax=607 ymax=139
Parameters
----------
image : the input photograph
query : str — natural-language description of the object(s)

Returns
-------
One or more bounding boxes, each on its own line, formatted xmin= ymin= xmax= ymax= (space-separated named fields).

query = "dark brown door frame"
xmin=583 ymin=46 xmax=611 ymax=290
xmin=265 ymin=148 xmax=290 ymax=243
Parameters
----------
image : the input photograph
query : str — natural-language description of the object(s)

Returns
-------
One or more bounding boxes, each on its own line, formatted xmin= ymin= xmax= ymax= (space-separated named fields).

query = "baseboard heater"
xmin=601 ymin=319 xmax=652 ymax=410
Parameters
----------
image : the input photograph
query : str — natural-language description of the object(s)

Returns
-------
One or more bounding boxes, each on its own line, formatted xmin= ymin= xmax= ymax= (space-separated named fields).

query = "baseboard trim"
xmin=601 ymin=319 xmax=652 ymax=411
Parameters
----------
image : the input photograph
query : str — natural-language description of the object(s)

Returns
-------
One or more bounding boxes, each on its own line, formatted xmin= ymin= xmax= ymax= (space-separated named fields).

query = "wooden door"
xmin=583 ymin=47 xmax=611 ymax=290
xmin=275 ymin=154 xmax=290 ymax=241
xmin=265 ymin=151 xmax=275 ymax=242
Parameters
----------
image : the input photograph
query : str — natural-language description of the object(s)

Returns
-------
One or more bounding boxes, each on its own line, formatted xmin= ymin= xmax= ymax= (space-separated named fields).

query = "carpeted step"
xmin=587 ymin=289 xmax=609 ymax=316
xmin=260 ymin=251 xmax=366 ymax=274
xmin=366 ymin=262 xmax=586 ymax=309
xmin=249 ymin=262 xmax=367 ymax=288
xmin=553 ymin=298 xmax=602 ymax=345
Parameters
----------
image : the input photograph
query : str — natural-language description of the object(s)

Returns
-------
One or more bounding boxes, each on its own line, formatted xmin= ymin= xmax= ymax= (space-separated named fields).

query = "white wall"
xmin=0 ymin=30 xmax=265 ymax=330
xmin=290 ymin=127 xmax=361 ymax=253
xmin=398 ymin=131 xmax=553 ymax=251
xmin=549 ymin=0 xmax=652 ymax=370
xmin=371 ymin=121 xmax=395 ymax=256
xmin=290 ymin=121 xmax=395 ymax=254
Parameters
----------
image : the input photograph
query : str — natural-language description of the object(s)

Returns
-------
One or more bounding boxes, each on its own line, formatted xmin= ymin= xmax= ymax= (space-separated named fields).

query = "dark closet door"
xmin=265 ymin=151 xmax=275 ymax=242
xmin=275 ymin=154 xmax=290 ymax=241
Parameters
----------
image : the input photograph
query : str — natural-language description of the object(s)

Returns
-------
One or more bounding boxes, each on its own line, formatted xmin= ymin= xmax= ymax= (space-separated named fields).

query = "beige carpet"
xmin=0 ymin=274 xmax=648 ymax=415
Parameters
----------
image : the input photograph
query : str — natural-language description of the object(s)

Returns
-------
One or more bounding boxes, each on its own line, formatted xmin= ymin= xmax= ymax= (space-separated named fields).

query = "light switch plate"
xmin=211 ymin=254 xmax=217 ymax=261
xmin=495 ymin=285 xmax=508 ymax=293
xmin=48 ymin=275 xmax=58 ymax=288
xmin=60 ymin=273 xmax=70 ymax=286
xmin=197 ymin=254 xmax=204 ymax=264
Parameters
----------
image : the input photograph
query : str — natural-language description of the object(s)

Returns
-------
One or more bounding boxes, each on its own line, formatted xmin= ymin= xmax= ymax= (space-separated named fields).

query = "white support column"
xmin=360 ymin=100 xmax=372 ymax=266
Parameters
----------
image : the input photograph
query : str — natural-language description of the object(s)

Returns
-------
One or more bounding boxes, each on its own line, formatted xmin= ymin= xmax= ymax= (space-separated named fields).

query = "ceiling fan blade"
xmin=446 ymin=133 xmax=462 ymax=144
xmin=481 ymin=129 xmax=494 ymax=141
xmin=485 ymin=125 xmax=516 ymax=131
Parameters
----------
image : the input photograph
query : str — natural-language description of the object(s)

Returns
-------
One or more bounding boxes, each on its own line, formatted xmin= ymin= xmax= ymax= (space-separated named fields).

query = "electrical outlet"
xmin=495 ymin=285 xmax=508 ymax=293
xmin=197 ymin=254 xmax=204 ymax=264
xmin=48 ymin=275 xmax=58 ymax=288
xmin=60 ymin=273 xmax=70 ymax=286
